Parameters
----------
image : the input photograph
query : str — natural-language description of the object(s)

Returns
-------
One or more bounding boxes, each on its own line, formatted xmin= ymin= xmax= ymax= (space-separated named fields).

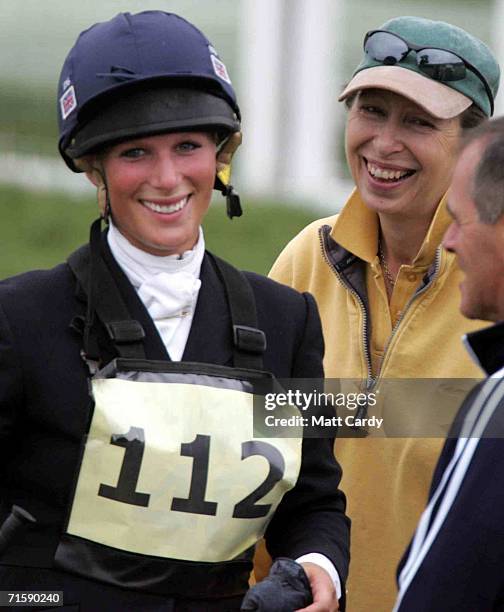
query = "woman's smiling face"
xmin=88 ymin=131 xmax=217 ymax=256
xmin=345 ymin=89 xmax=462 ymax=221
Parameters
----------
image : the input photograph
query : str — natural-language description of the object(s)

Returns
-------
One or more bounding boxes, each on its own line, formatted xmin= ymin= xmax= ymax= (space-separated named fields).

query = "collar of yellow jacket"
xmin=331 ymin=189 xmax=451 ymax=266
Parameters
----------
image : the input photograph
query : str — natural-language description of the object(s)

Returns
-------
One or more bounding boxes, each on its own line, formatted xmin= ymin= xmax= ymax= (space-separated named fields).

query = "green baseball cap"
xmin=339 ymin=16 xmax=500 ymax=118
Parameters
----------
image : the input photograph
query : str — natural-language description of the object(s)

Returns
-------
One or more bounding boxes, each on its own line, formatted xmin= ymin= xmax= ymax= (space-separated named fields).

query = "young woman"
xmin=0 ymin=11 xmax=349 ymax=611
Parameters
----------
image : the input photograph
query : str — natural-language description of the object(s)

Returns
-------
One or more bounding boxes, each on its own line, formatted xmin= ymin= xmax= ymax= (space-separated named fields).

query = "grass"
xmin=0 ymin=82 xmax=56 ymax=156
xmin=0 ymin=185 xmax=324 ymax=279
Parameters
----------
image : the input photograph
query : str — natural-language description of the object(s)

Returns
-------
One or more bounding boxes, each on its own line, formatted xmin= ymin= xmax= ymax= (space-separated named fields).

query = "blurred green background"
xmin=0 ymin=0 xmax=498 ymax=278
xmin=0 ymin=185 xmax=319 ymax=278
xmin=0 ymin=80 xmax=320 ymax=277
xmin=0 ymin=0 xmax=316 ymax=278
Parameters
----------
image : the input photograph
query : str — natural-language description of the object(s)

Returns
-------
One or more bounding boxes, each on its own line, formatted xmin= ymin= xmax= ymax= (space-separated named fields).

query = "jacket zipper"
xmin=377 ymin=247 xmax=442 ymax=378
xmin=318 ymin=228 xmax=375 ymax=391
xmin=319 ymin=228 xmax=443 ymax=391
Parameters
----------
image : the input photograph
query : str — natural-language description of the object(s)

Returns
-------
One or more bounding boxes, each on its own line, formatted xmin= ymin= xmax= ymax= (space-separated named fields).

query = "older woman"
xmin=270 ymin=16 xmax=500 ymax=612
xmin=0 ymin=11 xmax=350 ymax=611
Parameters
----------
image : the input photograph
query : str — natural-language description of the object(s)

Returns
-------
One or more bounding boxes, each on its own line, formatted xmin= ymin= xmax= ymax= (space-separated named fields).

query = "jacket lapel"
xmin=100 ymin=235 xmax=170 ymax=361
xmin=182 ymin=254 xmax=233 ymax=366
xmin=93 ymin=238 xmax=233 ymax=365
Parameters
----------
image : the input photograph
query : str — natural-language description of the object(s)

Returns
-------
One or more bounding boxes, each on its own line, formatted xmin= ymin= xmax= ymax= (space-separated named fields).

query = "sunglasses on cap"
xmin=364 ymin=30 xmax=494 ymax=115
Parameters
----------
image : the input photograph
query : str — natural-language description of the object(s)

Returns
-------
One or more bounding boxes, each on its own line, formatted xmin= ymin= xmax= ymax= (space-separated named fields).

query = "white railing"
xmin=0 ymin=151 xmax=93 ymax=195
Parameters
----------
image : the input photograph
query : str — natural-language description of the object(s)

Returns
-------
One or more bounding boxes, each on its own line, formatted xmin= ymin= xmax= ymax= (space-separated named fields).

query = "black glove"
xmin=241 ymin=557 xmax=313 ymax=611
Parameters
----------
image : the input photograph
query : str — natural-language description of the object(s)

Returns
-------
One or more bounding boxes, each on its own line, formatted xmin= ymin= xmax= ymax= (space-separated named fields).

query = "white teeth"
xmin=367 ymin=162 xmax=411 ymax=180
xmin=142 ymin=197 xmax=188 ymax=214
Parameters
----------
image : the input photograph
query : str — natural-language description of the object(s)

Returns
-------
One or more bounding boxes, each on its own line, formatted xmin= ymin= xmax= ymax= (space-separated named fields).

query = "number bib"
xmin=61 ymin=360 xmax=302 ymax=564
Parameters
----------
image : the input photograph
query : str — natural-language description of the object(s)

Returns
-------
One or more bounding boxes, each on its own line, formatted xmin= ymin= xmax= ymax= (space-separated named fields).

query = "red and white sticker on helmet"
xmin=211 ymin=55 xmax=232 ymax=85
xmin=60 ymin=85 xmax=77 ymax=120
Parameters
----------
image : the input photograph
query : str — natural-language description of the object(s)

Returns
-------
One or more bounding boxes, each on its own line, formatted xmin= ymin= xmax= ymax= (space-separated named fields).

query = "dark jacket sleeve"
xmin=264 ymin=291 xmax=350 ymax=585
xmin=0 ymin=302 xmax=22 ymax=464
xmin=397 ymin=382 xmax=486 ymax=580
xmin=396 ymin=378 xmax=504 ymax=611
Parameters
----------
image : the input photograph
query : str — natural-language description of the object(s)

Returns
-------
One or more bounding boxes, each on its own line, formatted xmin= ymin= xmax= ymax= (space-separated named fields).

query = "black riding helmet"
xmin=57 ymin=11 xmax=242 ymax=216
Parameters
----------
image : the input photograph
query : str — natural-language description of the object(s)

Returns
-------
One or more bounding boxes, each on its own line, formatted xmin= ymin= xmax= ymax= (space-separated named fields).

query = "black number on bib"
xmin=171 ymin=434 xmax=218 ymax=516
xmin=98 ymin=426 xmax=151 ymax=507
xmin=97 ymin=432 xmax=285 ymax=517
xmin=233 ymin=441 xmax=285 ymax=518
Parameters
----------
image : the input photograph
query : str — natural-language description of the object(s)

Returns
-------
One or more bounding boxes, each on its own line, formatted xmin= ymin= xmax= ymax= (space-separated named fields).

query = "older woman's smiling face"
xmin=345 ymin=89 xmax=462 ymax=221
xmin=88 ymin=131 xmax=217 ymax=256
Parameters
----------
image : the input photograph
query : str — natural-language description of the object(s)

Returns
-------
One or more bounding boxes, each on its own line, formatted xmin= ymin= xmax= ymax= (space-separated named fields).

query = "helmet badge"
xmin=60 ymin=83 xmax=77 ymax=120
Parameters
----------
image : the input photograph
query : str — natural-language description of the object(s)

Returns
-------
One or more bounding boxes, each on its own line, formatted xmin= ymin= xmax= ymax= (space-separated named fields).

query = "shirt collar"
xmin=463 ymin=321 xmax=504 ymax=375
xmin=331 ymin=190 xmax=378 ymax=263
xmin=107 ymin=221 xmax=205 ymax=287
xmin=331 ymin=189 xmax=451 ymax=266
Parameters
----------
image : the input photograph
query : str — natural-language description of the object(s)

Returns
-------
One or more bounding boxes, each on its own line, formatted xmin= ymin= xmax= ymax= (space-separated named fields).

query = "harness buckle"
xmin=105 ymin=320 xmax=146 ymax=344
xmin=233 ymin=325 xmax=267 ymax=355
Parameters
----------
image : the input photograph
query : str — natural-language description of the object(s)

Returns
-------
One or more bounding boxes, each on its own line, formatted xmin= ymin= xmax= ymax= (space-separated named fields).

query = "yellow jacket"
xmin=269 ymin=190 xmax=487 ymax=612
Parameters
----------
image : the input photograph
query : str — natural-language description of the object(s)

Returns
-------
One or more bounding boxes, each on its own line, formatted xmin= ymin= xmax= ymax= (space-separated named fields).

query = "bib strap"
xmin=208 ymin=253 xmax=266 ymax=370
xmin=68 ymin=218 xmax=146 ymax=362
xmin=68 ymin=220 xmax=266 ymax=370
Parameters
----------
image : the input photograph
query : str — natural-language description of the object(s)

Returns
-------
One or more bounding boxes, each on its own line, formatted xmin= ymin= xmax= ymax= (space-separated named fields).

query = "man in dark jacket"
xmin=394 ymin=117 xmax=504 ymax=611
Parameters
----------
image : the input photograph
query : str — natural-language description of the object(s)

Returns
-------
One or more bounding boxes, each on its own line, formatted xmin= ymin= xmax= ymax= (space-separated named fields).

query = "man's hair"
xmin=463 ymin=116 xmax=504 ymax=224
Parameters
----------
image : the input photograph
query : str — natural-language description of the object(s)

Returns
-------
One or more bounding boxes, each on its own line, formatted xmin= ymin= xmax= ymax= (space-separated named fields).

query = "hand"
xmin=295 ymin=562 xmax=339 ymax=612
xmin=241 ymin=557 xmax=312 ymax=611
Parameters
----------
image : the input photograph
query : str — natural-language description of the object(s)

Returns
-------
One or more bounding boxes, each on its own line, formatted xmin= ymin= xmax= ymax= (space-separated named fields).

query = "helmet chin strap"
xmin=216 ymin=132 xmax=243 ymax=219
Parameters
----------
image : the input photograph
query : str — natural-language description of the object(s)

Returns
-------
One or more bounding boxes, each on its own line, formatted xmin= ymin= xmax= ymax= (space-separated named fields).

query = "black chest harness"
xmin=67 ymin=219 xmax=267 ymax=370
xmin=46 ymin=220 xmax=303 ymax=599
